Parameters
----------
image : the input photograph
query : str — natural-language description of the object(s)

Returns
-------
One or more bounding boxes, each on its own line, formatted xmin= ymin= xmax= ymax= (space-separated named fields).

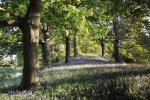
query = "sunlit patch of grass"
xmin=78 ymin=53 xmax=105 ymax=60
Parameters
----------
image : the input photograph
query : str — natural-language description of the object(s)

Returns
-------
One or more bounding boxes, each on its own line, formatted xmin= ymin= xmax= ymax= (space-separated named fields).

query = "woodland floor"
xmin=49 ymin=54 xmax=135 ymax=73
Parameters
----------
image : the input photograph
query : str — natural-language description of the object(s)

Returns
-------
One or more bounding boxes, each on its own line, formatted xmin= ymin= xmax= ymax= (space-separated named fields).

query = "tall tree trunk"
xmin=101 ymin=42 xmax=105 ymax=56
xmin=65 ymin=35 xmax=70 ymax=63
xmin=73 ymin=35 xmax=78 ymax=58
xmin=41 ymin=25 xmax=51 ymax=68
xmin=99 ymin=38 xmax=105 ymax=56
xmin=113 ymin=19 xmax=122 ymax=63
xmin=114 ymin=39 xmax=122 ymax=63
xmin=20 ymin=0 xmax=41 ymax=90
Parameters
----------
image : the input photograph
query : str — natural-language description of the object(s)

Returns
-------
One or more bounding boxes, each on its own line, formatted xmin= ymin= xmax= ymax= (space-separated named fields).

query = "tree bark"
xmin=101 ymin=42 xmax=105 ymax=56
xmin=73 ymin=35 xmax=78 ymax=58
xmin=20 ymin=0 xmax=41 ymax=90
xmin=99 ymin=38 xmax=105 ymax=56
xmin=0 ymin=0 xmax=42 ymax=90
xmin=113 ymin=19 xmax=122 ymax=63
xmin=41 ymin=25 xmax=51 ymax=68
xmin=65 ymin=35 xmax=70 ymax=63
xmin=114 ymin=40 xmax=122 ymax=63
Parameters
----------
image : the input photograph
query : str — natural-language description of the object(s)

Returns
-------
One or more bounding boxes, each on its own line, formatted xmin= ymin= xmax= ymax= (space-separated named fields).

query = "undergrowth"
xmin=0 ymin=65 xmax=150 ymax=100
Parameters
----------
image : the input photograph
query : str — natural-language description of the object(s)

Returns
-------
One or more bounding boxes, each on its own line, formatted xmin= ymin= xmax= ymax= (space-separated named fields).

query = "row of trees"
xmin=0 ymin=0 xmax=150 ymax=90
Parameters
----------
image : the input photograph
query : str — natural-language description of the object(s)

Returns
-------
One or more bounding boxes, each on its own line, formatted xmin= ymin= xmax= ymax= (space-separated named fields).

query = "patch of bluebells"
xmin=1 ymin=90 xmax=58 ymax=100
xmin=7 ymin=90 xmax=44 ymax=99
xmin=0 ymin=65 xmax=150 ymax=100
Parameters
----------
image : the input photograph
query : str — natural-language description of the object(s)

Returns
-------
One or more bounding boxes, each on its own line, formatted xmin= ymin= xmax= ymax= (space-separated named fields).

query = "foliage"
xmin=0 ymin=30 xmax=22 ymax=67
xmin=0 ymin=59 xmax=12 ymax=67
xmin=79 ymin=36 xmax=101 ymax=54
xmin=0 ymin=0 xmax=149 ymax=65
xmin=78 ymin=53 xmax=103 ymax=60
xmin=105 ymin=41 xmax=114 ymax=58
xmin=100 ymin=0 xmax=150 ymax=63
xmin=51 ymin=43 xmax=66 ymax=63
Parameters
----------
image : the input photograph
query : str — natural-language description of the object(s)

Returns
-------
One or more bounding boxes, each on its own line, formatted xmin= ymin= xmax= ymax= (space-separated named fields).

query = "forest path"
xmin=52 ymin=54 xmax=129 ymax=67
xmin=46 ymin=54 xmax=133 ymax=74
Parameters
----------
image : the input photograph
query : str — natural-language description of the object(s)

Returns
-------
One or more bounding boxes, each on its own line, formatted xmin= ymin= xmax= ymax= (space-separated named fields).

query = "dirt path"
xmin=42 ymin=59 xmax=133 ymax=74
xmin=52 ymin=59 xmax=129 ymax=67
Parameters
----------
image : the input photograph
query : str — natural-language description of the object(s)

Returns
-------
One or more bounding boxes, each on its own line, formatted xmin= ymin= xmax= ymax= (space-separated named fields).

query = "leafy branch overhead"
xmin=0 ymin=7 xmax=23 ymax=27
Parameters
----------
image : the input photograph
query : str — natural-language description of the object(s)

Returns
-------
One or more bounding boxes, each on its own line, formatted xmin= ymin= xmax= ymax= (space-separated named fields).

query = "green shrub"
xmin=51 ymin=44 xmax=65 ymax=63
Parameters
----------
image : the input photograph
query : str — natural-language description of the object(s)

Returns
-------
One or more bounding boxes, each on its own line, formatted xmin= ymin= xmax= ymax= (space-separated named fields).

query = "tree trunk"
xmin=73 ymin=35 xmax=78 ymax=58
xmin=99 ymin=38 xmax=105 ymax=56
xmin=113 ymin=19 xmax=122 ymax=63
xmin=65 ymin=36 xmax=70 ymax=63
xmin=114 ymin=40 xmax=122 ymax=63
xmin=101 ymin=42 xmax=105 ymax=56
xmin=41 ymin=25 xmax=51 ymax=68
xmin=20 ymin=0 xmax=41 ymax=90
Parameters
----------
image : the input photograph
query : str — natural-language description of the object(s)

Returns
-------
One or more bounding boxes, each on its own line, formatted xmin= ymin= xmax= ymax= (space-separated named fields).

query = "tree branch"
xmin=0 ymin=7 xmax=22 ymax=18
xmin=0 ymin=20 xmax=20 ymax=27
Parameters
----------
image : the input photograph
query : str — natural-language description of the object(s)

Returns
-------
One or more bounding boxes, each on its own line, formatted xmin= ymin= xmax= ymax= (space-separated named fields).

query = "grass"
xmin=0 ymin=64 xmax=150 ymax=100
xmin=77 ymin=53 xmax=110 ymax=61
xmin=0 ymin=67 xmax=16 ymax=81
xmin=0 ymin=67 xmax=22 ymax=93
xmin=40 ymin=65 xmax=150 ymax=100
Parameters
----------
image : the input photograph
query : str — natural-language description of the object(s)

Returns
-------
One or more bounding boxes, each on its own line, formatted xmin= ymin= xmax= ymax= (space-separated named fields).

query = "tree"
xmin=43 ymin=0 xmax=91 ymax=63
xmin=0 ymin=0 xmax=42 ymax=90
xmin=99 ymin=37 xmax=105 ymax=56
xmin=65 ymin=34 xmax=70 ymax=63
xmin=85 ymin=0 xmax=111 ymax=56
xmin=73 ymin=34 xmax=78 ymax=57
xmin=40 ymin=25 xmax=51 ymax=68
xmin=102 ymin=0 xmax=150 ymax=63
